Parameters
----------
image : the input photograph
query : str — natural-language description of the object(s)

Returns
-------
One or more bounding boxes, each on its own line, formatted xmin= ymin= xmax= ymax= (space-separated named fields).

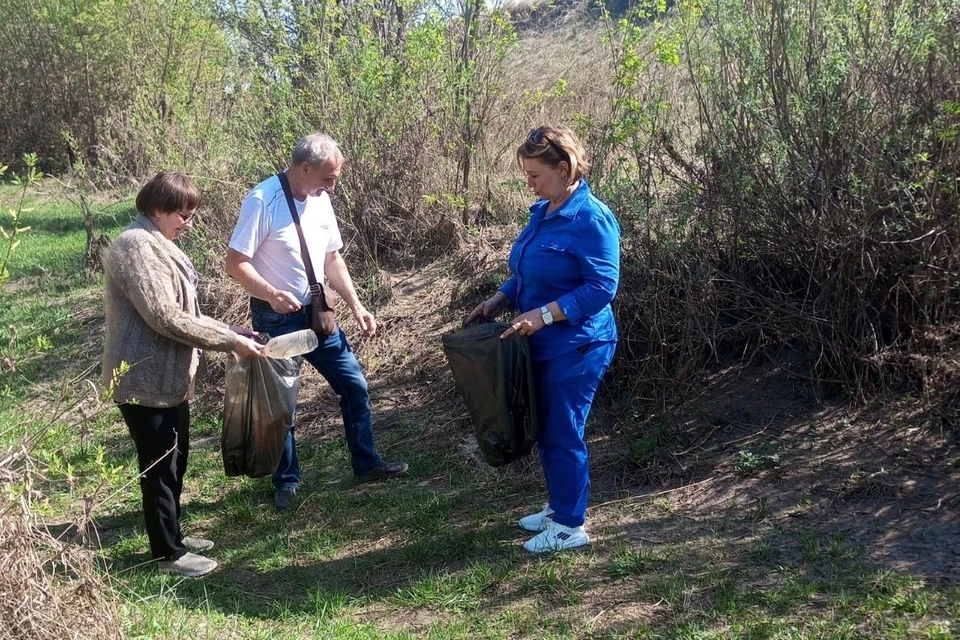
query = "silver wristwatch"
xmin=540 ymin=305 xmax=554 ymax=326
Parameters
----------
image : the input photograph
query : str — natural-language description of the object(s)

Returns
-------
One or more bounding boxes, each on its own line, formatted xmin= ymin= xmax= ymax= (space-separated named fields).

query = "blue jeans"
xmin=251 ymin=306 xmax=382 ymax=488
xmin=533 ymin=341 xmax=616 ymax=528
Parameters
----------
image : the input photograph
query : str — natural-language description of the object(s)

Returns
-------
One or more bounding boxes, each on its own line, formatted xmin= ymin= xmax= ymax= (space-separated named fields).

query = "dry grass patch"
xmin=0 ymin=448 xmax=121 ymax=640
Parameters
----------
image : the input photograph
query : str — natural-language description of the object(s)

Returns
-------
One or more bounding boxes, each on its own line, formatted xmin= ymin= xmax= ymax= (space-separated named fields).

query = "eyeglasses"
xmin=528 ymin=128 xmax=567 ymax=160
xmin=177 ymin=209 xmax=198 ymax=223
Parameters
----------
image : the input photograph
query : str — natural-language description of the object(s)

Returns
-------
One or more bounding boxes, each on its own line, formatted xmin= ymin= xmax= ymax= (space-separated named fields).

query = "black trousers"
xmin=118 ymin=401 xmax=190 ymax=560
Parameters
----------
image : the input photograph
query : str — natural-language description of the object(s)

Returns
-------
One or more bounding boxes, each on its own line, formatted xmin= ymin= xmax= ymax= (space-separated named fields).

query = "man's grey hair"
xmin=291 ymin=133 xmax=343 ymax=168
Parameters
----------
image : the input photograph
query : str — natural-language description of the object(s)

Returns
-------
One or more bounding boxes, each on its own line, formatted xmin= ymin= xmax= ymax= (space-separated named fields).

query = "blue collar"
xmin=534 ymin=180 xmax=592 ymax=220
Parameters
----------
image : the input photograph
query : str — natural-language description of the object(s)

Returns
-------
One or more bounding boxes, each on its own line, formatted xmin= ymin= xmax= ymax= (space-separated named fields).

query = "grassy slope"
xmin=1 ymin=194 xmax=957 ymax=639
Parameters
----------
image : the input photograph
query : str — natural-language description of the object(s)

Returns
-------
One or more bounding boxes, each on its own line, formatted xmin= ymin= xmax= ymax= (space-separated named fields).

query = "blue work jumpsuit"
xmin=499 ymin=180 xmax=621 ymax=528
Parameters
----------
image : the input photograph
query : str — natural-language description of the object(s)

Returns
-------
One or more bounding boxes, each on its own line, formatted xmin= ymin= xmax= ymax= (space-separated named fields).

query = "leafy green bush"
xmin=3 ymin=0 xmax=958 ymax=402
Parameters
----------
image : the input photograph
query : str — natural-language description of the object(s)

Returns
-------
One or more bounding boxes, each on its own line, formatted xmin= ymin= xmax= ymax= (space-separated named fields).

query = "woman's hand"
xmin=233 ymin=335 xmax=267 ymax=359
xmin=500 ymin=309 xmax=545 ymax=339
xmin=464 ymin=291 xmax=509 ymax=327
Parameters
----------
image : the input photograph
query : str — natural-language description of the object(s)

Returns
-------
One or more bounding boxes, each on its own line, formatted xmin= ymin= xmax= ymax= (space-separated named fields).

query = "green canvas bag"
xmin=441 ymin=319 xmax=539 ymax=466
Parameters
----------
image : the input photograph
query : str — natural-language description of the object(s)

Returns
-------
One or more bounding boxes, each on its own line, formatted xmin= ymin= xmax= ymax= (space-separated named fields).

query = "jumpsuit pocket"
xmin=534 ymin=238 xmax=575 ymax=274
xmin=537 ymin=238 xmax=573 ymax=253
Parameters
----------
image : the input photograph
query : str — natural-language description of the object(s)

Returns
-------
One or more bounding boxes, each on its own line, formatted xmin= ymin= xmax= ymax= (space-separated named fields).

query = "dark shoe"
xmin=274 ymin=487 xmax=297 ymax=510
xmin=158 ymin=552 xmax=217 ymax=578
xmin=354 ymin=461 xmax=409 ymax=484
xmin=182 ymin=536 xmax=214 ymax=552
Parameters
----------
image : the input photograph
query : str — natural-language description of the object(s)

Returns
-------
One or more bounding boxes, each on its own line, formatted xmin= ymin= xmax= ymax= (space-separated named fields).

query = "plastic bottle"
xmin=262 ymin=329 xmax=319 ymax=359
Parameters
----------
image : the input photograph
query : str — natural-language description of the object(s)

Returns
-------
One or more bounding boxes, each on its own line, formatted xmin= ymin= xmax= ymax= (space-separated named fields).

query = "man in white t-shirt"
xmin=226 ymin=133 xmax=408 ymax=509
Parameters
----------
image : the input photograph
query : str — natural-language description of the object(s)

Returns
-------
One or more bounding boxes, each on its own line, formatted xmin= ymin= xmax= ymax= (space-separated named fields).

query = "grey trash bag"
xmin=221 ymin=355 xmax=301 ymax=478
xmin=441 ymin=319 xmax=538 ymax=467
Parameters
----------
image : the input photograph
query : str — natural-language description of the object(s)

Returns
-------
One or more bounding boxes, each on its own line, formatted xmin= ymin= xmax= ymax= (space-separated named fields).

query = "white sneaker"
xmin=158 ymin=552 xmax=218 ymax=578
xmin=523 ymin=521 xmax=589 ymax=553
xmin=182 ymin=536 xmax=214 ymax=553
xmin=518 ymin=504 xmax=555 ymax=532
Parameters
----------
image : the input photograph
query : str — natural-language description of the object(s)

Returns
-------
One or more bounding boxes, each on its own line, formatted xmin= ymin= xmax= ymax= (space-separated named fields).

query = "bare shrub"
xmin=0 ymin=388 xmax=124 ymax=640
xmin=5 ymin=0 xmax=958 ymax=411
xmin=589 ymin=0 xmax=960 ymax=402
xmin=0 ymin=485 xmax=122 ymax=640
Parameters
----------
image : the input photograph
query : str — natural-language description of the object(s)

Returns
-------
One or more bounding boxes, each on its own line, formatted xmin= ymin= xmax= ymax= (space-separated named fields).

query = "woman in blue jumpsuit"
xmin=466 ymin=125 xmax=620 ymax=553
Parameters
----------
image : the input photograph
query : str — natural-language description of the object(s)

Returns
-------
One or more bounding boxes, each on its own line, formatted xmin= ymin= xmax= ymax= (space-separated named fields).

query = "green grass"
xmin=1 ymin=190 xmax=135 ymax=280
xmin=3 ymin=197 xmax=959 ymax=639
xmin=0 ymin=189 xmax=132 ymax=406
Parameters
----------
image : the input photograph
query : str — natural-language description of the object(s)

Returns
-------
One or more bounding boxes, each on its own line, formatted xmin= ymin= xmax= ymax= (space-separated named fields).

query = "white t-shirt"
xmin=229 ymin=175 xmax=344 ymax=306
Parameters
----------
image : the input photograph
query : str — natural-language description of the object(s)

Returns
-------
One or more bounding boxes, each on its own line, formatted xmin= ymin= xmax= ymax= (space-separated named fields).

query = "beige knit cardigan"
xmin=101 ymin=214 xmax=239 ymax=407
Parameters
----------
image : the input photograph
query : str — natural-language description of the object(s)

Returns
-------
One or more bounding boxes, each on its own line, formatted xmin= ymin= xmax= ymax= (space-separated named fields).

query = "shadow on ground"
xmin=38 ymin=259 xmax=960 ymax=635
xmin=72 ymin=341 xmax=959 ymax=635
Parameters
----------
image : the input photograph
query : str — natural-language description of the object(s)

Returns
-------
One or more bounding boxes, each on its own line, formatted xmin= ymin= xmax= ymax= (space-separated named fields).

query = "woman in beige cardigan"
xmin=102 ymin=172 xmax=264 ymax=578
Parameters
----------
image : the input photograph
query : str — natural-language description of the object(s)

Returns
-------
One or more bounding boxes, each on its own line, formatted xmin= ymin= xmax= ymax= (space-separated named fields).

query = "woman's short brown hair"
xmin=516 ymin=124 xmax=591 ymax=183
xmin=135 ymin=171 xmax=201 ymax=217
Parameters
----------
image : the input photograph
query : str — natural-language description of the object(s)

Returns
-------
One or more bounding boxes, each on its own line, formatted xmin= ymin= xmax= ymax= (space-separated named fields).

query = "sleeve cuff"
xmin=557 ymin=293 xmax=581 ymax=324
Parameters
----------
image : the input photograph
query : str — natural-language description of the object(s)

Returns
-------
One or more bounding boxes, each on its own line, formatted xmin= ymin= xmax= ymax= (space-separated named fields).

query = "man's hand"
xmin=227 ymin=249 xmax=303 ymax=314
xmin=353 ymin=305 xmax=377 ymax=338
xmin=268 ymin=289 xmax=303 ymax=314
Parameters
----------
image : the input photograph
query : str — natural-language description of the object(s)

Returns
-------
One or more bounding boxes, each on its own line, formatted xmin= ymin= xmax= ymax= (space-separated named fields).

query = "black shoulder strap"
xmin=276 ymin=172 xmax=321 ymax=297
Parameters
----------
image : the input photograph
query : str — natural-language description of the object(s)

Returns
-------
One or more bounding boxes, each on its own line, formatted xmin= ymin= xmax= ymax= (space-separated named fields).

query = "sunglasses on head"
xmin=528 ymin=128 xmax=567 ymax=159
